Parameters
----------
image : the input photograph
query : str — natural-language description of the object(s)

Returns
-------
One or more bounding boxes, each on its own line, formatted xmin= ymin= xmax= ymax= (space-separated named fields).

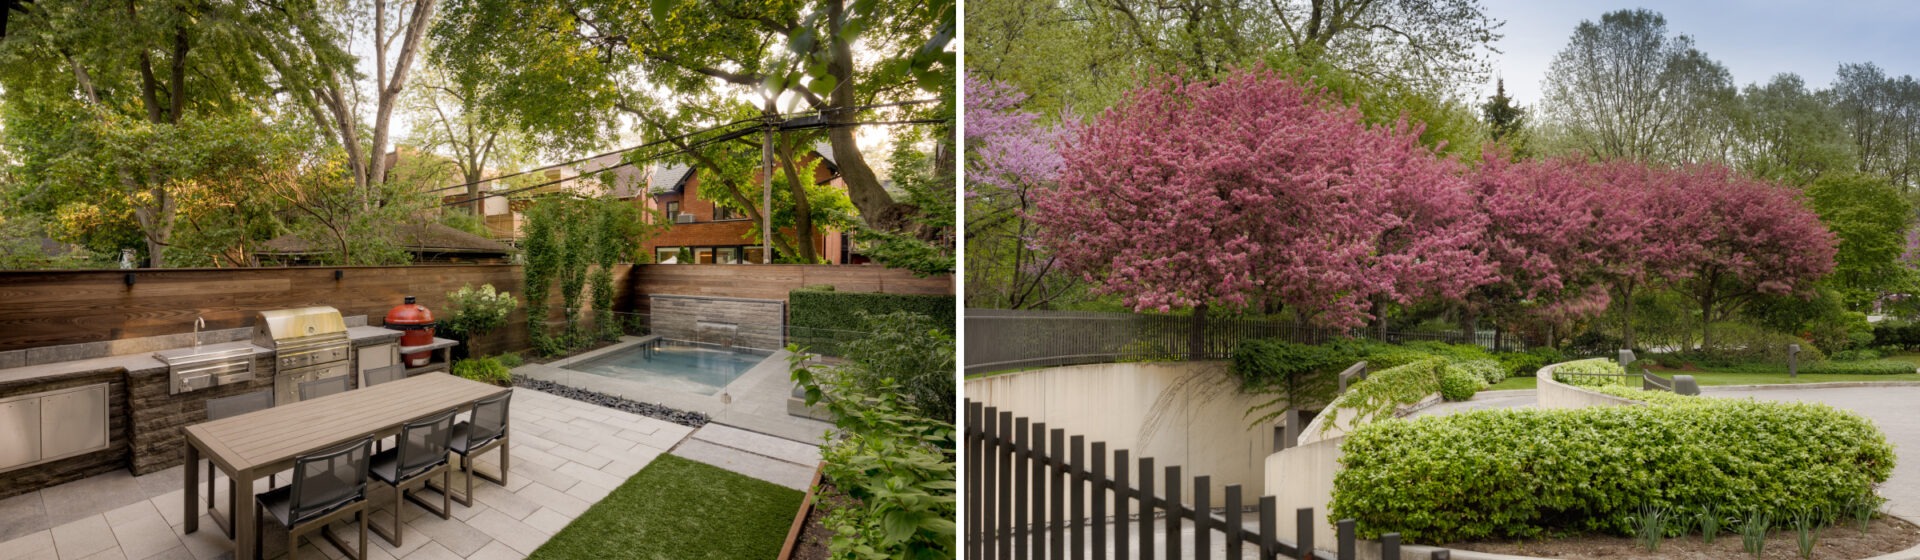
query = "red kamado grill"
xmin=386 ymin=296 xmax=436 ymax=367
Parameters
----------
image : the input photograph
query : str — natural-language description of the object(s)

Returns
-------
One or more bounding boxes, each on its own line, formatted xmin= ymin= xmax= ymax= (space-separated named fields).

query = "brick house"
xmin=640 ymin=149 xmax=859 ymax=265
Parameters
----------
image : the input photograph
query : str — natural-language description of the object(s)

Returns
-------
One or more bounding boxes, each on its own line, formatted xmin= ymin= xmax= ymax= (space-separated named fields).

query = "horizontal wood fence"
xmin=628 ymin=264 xmax=953 ymax=313
xmin=967 ymin=401 xmax=1446 ymax=560
xmin=965 ymin=308 xmax=1520 ymax=375
xmin=0 ymin=264 xmax=631 ymax=353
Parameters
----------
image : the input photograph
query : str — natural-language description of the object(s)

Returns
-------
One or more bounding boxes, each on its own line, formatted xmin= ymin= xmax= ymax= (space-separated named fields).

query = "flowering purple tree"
xmin=1464 ymin=152 xmax=1615 ymax=342
xmin=964 ymin=74 xmax=1079 ymax=308
xmin=1664 ymin=165 xmax=1837 ymax=349
xmin=1033 ymin=67 xmax=1492 ymax=353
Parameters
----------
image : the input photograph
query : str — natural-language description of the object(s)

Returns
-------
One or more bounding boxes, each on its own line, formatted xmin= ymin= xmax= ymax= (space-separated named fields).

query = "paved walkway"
xmin=0 ymin=387 xmax=693 ymax=560
xmin=670 ymin=424 xmax=821 ymax=491
xmin=1703 ymin=385 xmax=1920 ymax=521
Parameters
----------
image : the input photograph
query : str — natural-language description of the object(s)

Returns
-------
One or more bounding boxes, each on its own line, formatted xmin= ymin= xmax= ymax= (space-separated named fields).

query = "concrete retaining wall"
xmin=1535 ymin=362 xmax=1645 ymax=410
xmin=965 ymin=361 xmax=1278 ymax=502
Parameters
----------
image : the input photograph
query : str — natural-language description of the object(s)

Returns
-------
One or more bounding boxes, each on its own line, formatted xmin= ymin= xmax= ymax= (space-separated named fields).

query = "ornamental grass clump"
xmin=1331 ymin=399 xmax=1893 ymax=543
xmin=1849 ymin=493 xmax=1885 ymax=532
xmin=1741 ymin=511 xmax=1771 ymax=558
xmin=1791 ymin=508 xmax=1822 ymax=559
xmin=1697 ymin=503 xmax=1722 ymax=545
xmin=1631 ymin=504 xmax=1669 ymax=552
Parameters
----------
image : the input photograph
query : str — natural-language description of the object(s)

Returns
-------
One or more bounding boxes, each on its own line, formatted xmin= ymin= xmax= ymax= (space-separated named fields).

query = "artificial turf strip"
xmin=528 ymin=454 xmax=805 ymax=560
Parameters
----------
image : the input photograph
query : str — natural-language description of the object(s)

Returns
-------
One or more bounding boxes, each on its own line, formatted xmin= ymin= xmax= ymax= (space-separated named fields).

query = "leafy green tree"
xmin=522 ymin=195 xmax=660 ymax=354
xmin=1829 ymin=62 xmax=1920 ymax=192
xmin=1481 ymin=78 xmax=1528 ymax=155
xmin=1540 ymin=9 xmax=1736 ymax=163
xmin=1731 ymin=74 xmax=1857 ymax=185
xmin=431 ymin=0 xmax=954 ymax=241
xmin=1806 ymin=173 xmax=1913 ymax=309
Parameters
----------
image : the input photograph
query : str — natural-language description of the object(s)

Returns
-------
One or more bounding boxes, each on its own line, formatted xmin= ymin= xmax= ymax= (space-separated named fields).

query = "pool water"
xmin=562 ymin=343 xmax=769 ymax=395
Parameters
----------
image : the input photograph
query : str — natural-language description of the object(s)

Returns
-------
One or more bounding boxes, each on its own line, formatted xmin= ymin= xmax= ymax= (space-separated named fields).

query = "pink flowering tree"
xmin=964 ymin=74 xmax=1079 ymax=308
xmin=1464 ymin=152 xmax=1616 ymax=343
xmin=1033 ymin=67 xmax=1491 ymax=355
xmin=1586 ymin=161 xmax=1694 ymax=350
xmin=1664 ymin=165 xmax=1837 ymax=349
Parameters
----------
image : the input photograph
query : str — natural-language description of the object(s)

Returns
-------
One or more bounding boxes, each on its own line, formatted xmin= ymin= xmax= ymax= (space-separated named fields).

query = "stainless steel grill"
xmin=254 ymin=307 xmax=352 ymax=404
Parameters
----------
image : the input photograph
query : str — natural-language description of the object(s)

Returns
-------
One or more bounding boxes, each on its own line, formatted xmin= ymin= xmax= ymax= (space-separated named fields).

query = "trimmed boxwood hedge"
xmin=1331 ymin=399 xmax=1894 ymax=543
xmin=788 ymin=288 xmax=955 ymax=355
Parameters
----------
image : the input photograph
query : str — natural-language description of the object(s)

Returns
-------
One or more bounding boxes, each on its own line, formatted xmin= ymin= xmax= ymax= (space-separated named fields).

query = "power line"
xmin=423 ymin=98 xmax=945 ymax=197
xmin=432 ymin=115 xmax=951 ymax=208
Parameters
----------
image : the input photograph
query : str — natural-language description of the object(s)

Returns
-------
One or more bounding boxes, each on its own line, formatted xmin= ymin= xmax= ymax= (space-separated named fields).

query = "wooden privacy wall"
xmin=0 ymin=264 xmax=633 ymax=353
xmin=627 ymin=264 xmax=954 ymax=313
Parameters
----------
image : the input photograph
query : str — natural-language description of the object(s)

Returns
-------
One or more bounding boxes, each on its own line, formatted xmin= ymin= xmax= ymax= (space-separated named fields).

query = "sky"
xmin=1476 ymin=1 xmax=1920 ymax=105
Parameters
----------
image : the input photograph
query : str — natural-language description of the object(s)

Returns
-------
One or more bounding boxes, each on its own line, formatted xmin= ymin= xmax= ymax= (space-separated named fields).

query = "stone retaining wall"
xmin=649 ymin=295 xmax=785 ymax=351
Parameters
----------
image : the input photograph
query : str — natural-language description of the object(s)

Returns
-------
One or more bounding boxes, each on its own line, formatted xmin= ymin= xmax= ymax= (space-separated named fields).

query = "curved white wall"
xmin=1535 ymin=362 xmax=1645 ymax=409
xmin=965 ymin=361 xmax=1279 ymax=501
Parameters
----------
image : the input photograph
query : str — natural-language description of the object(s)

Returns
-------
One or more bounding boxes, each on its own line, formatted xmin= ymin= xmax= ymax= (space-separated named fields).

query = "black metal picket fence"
xmin=965 ymin=308 xmax=1521 ymax=375
xmin=966 ymin=401 xmax=1448 ymax=560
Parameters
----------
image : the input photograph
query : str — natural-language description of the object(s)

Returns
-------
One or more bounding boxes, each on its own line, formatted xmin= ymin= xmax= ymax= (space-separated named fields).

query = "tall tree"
xmin=278 ymin=0 xmax=438 ymax=206
xmin=1666 ymin=165 xmax=1836 ymax=349
xmin=1806 ymin=173 xmax=1911 ymax=309
xmin=405 ymin=63 xmax=525 ymax=216
xmin=1464 ymin=152 xmax=1614 ymax=341
xmin=964 ymin=74 xmax=1078 ymax=309
xmin=1830 ymin=63 xmax=1920 ymax=192
xmin=1732 ymin=73 xmax=1857 ymax=185
xmin=1540 ymin=9 xmax=1736 ymax=163
xmin=431 ymin=0 xmax=955 ymax=240
xmin=1480 ymin=78 xmax=1525 ymax=149
xmin=1034 ymin=68 xmax=1491 ymax=354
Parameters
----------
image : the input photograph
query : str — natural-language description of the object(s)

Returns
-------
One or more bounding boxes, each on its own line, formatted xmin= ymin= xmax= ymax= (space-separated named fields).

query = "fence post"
xmin=1139 ymin=456 xmax=1155 ymax=560
xmin=1336 ymin=519 xmax=1355 ymax=560
xmin=1225 ymin=485 xmax=1243 ymax=559
xmin=1193 ymin=476 xmax=1210 ymax=560
xmin=1031 ymin=422 xmax=1047 ymax=558
xmin=998 ymin=412 xmax=1014 ymax=560
xmin=1164 ymin=465 xmax=1181 ymax=560
xmin=1014 ymin=418 xmax=1030 ymax=559
xmin=967 ymin=401 xmax=983 ymax=560
xmin=1258 ymin=496 xmax=1277 ymax=559
xmin=1051 ymin=429 xmax=1066 ymax=560
xmin=1092 ymin=442 xmax=1107 ymax=560
xmin=983 ymin=407 xmax=1000 ymax=560
xmin=1114 ymin=450 xmax=1130 ymax=560
xmin=1070 ymin=435 xmax=1086 ymax=560
xmin=1381 ymin=533 xmax=1400 ymax=560
xmin=1297 ymin=507 xmax=1314 ymax=559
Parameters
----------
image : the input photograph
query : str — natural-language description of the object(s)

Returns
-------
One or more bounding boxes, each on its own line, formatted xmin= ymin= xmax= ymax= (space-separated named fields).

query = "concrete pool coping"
xmin=515 ymin=336 xmax=832 ymax=444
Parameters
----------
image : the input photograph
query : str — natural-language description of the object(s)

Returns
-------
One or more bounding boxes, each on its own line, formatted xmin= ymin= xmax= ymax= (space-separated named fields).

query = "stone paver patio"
xmin=0 ymin=387 xmax=710 ymax=560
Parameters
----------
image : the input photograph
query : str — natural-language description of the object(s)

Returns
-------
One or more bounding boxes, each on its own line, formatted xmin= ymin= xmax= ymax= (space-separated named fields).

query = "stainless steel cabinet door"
xmin=40 ymin=384 xmax=108 ymax=460
xmin=0 ymin=398 xmax=41 ymax=470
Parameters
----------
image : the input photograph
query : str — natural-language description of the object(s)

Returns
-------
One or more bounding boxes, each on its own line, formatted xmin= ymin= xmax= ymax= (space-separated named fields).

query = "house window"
xmin=695 ymin=248 xmax=716 ymax=264
xmin=655 ymin=247 xmax=680 ymax=264
xmin=744 ymin=247 xmax=768 ymax=264
xmin=715 ymin=204 xmax=740 ymax=220
xmin=716 ymin=247 xmax=740 ymax=264
xmin=666 ymin=201 xmax=681 ymax=217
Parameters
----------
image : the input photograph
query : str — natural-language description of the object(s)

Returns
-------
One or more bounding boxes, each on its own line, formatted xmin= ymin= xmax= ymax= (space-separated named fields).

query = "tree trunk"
xmin=1189 ymin=303 xmax=1209 ymax=361
xmin=777 ymin=140 xmax=818 ymax=263
xmin=822 ymin=0 xmax=914 ymax=236
xmin=1618 ymin=283 xmax=1637 ymax=350
xmin=367 ymin=0 xmax=438 ymax=191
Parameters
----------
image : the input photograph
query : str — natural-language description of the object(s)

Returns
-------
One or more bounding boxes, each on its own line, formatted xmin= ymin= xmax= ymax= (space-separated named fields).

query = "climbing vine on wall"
xmin=522 ymin=194 xmax=659 ymax=355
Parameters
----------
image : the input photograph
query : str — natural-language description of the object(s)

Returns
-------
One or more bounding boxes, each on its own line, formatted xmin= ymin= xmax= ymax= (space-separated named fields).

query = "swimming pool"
xmin=561 ymin=342 xmax=770 ymax=395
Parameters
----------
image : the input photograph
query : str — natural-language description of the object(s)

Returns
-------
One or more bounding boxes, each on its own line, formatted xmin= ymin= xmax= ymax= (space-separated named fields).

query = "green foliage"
xmin=836 ymin=311 xmax=958 ymax=424
xmin=443 ymin=284 xmax=520 ymax=338
xmin=1807 ymin=174 xmax=1912 ymax=309
xmin=788 ymin=288 xmax=955 ymax=356
xmin=1553 ymin=358 xmax=1630 ymax=388
xmin=452 ymin=356 xmax=512 ymax=386
xmin=789 ymin=349 xmax=957 ymax=560
xmin=1584 ymin=385 xmax=1703 ymax=407
xmin=1697 ymin=504 xmax=1722 ymax=545
xmin=1494 ymin=348 xmax=1564 ymax=378
xmin=852 ymin=118 xmax=957 ymax=275
xmin=1321 ymin=358 xmax=1446 ymax=431
xmin=1438 ymin=364 xmax=1487 ymax=401
xmin=1741 ymin=511 xmax=1771 ymax=557
xmin=1831 ymin=348 xmax=1882 ymax=361
xmin=1332 ymin=400 xmax=1895 ymax=542
xmin=527 ymin=455 xmax=801 ymax=560
xmin=495 ymin=352 xmax=524 ymax=369
xmin=523 ymin=195 xmax=658 ymax=355
xmin=1399 ymin=341 xmax=1494 ymax=362
xmin=1228 ymin=339 xmax=1345 ymax=423
xmin=1116 ymin=339 xmax=1178 ymax=363
xmin=1631 ymin=504 xmax=1670 ymax=552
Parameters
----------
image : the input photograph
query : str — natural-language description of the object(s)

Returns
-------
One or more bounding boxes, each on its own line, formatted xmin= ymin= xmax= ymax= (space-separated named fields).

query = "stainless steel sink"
xmin=156 ymin=342 xmax=257 ymax=395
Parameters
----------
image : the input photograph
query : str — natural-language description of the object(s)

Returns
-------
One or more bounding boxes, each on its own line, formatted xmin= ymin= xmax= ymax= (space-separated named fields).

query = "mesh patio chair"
xmin=442 ymin=392 xmax=511 ymax=507
xmin=368 ymin=408 xmax=457 ymax=547
xmin=299 ymin=376 xmax=351 ymax=400
xmin=253 ymin=436 xmax=374 ymax=560
xmin=203 ymin=390 xmax=274 ymax=538
xmin=363 ymin=364 xmax=406 ymax=387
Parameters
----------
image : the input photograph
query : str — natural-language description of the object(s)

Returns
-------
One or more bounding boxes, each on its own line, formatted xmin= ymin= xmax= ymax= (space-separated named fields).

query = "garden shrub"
xmin=1696 ymin=322 xmax=1823 ymax=363
xmin=1229 ymin=339 xmax=1344 ymax=423
xmin=1320 ymin=358 xmax=1445 ymax=431
xmin=1553 ymin=358 xmax=1630 ymax=388
xmin=1799 ymin=360 xmax=1915 ymax=375
xmin=1584 ymin=385 xmax=1703 ymax=407
xmin=1332 ymin=400 xmax=1894 ymax=543
xmin=836 ymin=311 xmax=957 ymax=424
xmin=1400 ymin=341 xmax=1493 ymax=362
xmin=1492 ymin=351 xmax=1544 ymax=379
xmin=789 ymin=351 xmax=956 ymax=560
xmin=789 ymin=288 xmax=955 ymax=356
xmin=1438 ymin=365 xmax=1486 ymax=401
xmin=1453 ymin=359 xmax=1505 ymax=385
xmin=452 ymin=356 xmax=511 ymax=386
xmin=1830 ymin=348 xmax=1882 ymax=361
xmin=495 ymin=352 xmax=524 ymax=369
xmin=443 ymin=283 xmax=519 ymax=358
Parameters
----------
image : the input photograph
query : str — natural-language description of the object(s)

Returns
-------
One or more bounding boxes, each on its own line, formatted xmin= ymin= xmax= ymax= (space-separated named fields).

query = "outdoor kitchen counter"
xmin=0 ymin=327 xmax=400 ymax=388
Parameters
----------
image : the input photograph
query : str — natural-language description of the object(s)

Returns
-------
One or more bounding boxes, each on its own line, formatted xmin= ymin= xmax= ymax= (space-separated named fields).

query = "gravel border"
xmin=514 ymin=375 xmax=711 ymax=428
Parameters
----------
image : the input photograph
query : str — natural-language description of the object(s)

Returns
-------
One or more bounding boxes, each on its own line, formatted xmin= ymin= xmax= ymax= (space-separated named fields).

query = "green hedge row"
xmin=788 ymin=288 xmax=955 ymax=355
xmin=1583 ymin=384 xmax=1703 ymax=407
xmin=1332 ymin=396 xmax=1894 ymax=543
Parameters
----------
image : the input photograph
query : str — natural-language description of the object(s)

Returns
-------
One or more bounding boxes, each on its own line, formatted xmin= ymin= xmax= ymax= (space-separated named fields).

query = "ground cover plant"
xmin=527 ymin=454 xmax=801 ymax=560
xmin=1332 ymin=396 xmax=1894 ymax=543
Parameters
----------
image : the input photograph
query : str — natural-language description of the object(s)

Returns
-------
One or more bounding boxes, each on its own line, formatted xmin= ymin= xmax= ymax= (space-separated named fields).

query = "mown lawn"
xmin=528 ymin=454 xmax=803 ymax=560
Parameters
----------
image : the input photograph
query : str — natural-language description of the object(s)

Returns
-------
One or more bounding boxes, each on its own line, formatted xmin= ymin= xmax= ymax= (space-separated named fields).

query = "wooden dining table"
xmin=183 ymin=372 xmax=511 ymax=560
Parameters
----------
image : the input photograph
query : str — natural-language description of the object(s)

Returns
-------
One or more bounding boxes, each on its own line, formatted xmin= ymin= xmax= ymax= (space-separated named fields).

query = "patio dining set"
xmin=182 ymin=372 xmax=514 ymax=560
